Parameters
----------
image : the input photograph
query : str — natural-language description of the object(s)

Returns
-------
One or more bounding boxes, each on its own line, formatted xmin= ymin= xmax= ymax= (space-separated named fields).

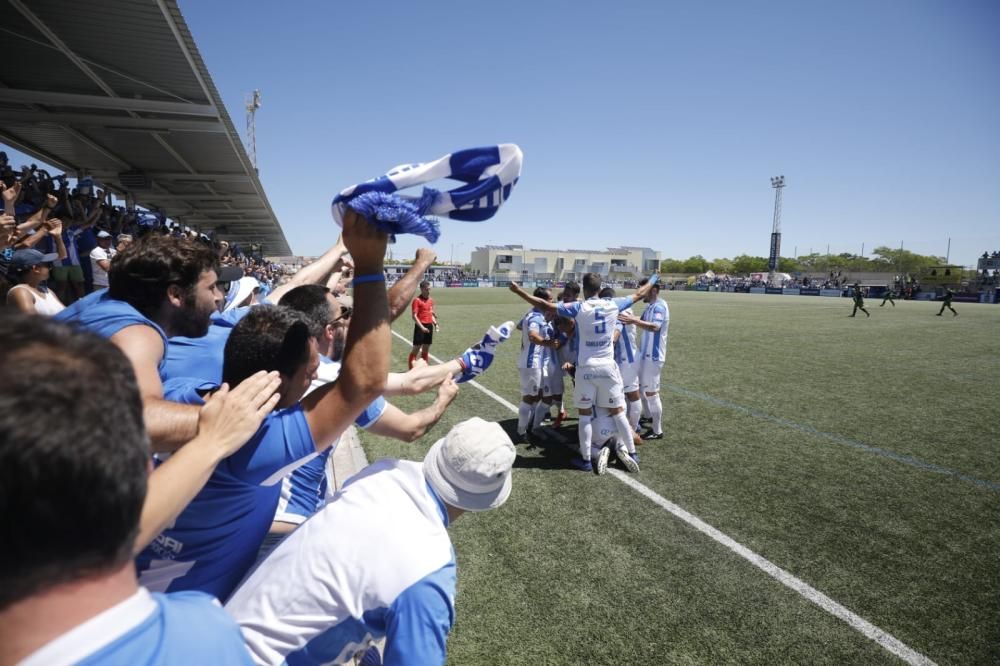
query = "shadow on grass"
xmin=495 ymin=418 xmax=581 ymax=471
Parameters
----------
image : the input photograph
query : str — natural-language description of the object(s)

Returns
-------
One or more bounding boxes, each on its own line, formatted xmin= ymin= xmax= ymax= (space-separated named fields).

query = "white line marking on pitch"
xmin=391 ymin=329 xmax=520 ymax=412
xmin=390 ymin=329 xmax=935 ymax=665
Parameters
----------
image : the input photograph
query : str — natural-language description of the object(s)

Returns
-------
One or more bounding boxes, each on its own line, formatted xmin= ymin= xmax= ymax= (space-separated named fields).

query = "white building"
xmin=470 ymin=245 xmax=661 ymax=281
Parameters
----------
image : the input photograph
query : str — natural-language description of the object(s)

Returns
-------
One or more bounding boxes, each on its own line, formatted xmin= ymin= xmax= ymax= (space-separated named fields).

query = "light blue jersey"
xmin=137 ymin=378 xmax=317 ymax=602
xmin=518 ymin=309 xmax=547 ymax=369
xmin=21 ymin=588 xmax=252 ymax=665
xmin=614 ymin=306 xmax=638 ymax=365
xmin=228 ymin=459 xmax=456 ymax=666
xmin=55 ymin=289 xmax=168 ymax=370
xmin=639 ymin=298 xmax=669 ymax=362
xmin=162 ymin=306 xmax=253 ymax=383
xmin=557 ymin=296 xmax=633 ymax=367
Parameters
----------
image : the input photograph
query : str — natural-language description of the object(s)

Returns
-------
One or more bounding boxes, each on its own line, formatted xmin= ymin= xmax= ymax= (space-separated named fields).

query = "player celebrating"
xmin=619 ymin=279 xmax=669 ymax=441
xmin=510 ymin=274 xmax=655 ymax=474
xmin=515 ymin=288 xmax=557 ymax=441
xmin=600 ymin=287 xmax=643 ymax=440
xmin=409 ymin=280 xmax=438 ymax=368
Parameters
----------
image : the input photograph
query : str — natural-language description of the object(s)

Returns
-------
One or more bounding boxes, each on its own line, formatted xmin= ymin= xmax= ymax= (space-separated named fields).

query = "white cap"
xmin=223 ymin=276 xmax=261 ymax=312
xmin=96 ymin=230 xmax=113 ymax=239
xmin=423 ymin=417 xmax=515 ymax=512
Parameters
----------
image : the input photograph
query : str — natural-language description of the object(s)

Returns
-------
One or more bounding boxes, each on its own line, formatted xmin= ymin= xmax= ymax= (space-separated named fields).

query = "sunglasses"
xmin=331 ymin=305 xmax=353 ymax=323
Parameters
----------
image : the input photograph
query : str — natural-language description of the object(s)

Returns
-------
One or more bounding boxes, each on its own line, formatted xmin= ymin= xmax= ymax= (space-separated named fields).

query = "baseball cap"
xmin=96 ymin=230 xmax=112 ymax=239
xmin=423 ymin=417 xmax=516 ymax=512
xmin=11 ymin=248 xmax=59 ymax=269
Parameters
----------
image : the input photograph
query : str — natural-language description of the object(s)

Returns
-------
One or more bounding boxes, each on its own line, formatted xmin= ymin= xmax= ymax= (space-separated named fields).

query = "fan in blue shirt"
xmin=136 ymin=218 xmax=393 ymax=601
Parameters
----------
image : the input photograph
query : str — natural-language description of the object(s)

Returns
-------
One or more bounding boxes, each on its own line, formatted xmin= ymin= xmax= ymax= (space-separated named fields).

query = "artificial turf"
xmin=359 ymin=288 xmax=999 ymax=664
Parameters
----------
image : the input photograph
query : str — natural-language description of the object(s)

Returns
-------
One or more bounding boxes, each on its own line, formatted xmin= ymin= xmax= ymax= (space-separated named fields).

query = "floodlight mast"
xmin=245 ymin=89 xmax=262 ymax=171
xmin=768 ymin=175 xmax=785 ymax=285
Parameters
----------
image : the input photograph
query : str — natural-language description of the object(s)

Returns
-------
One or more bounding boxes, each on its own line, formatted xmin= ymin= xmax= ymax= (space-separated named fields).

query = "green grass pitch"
xmin=359 ymin=288 xmax=1000 ymax=665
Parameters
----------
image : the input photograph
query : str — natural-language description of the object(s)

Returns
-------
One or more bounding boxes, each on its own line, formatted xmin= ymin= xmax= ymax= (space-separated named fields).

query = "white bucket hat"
xmin=223 ymin=276 xmax=261 ymax=312
xmin=423 ymin=417 xmax=516 ymax=512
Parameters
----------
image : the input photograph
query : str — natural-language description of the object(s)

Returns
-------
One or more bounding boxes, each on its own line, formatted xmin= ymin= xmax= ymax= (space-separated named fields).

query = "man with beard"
xmin=56 ymin=234 xmax=235 ymax=451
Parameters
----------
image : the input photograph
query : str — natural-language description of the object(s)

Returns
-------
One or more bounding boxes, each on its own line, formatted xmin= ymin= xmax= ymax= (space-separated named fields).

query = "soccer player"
xmin=0 ymin=314 xmax=261 ymax=664
xmin=549 ymin=283 xmax=581 ymax=425
xmin=849 ymin=283 xmax=870 ymax=318
xmin=540 ymin=312 xmax=568 ymax=428
xmin=515 ymin=287 xmax=556 ymax=440
xmin=510 ymin=274 xmax=654 ymax=473
xmin=602 ymin=287 xmax=643 ymax=440
xmin=409 ymin=280 xmax=438 ymax=367
xmin=880 ymin=287 xmax=896 ymax=307
xmin=937 ymin=287 xmax=958 ymax=316
xmin=587 ymin=407 xmax=643 ymax=475
xmin=226 ymin=418 xmax=516 ymax=666
xmin=620 ymin=279 xmax=669 ymax=440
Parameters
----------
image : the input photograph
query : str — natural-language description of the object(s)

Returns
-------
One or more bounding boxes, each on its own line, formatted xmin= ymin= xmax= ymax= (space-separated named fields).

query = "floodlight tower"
xmin=245 ymin=89 xmax=262 ymax=171
xmin=768 ymin=175 xmax=785 ymax=285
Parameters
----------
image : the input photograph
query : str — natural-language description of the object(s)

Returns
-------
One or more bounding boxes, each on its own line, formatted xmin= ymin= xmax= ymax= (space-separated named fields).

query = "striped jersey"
xmin=518 ymin=309 xmax=547 ymax=369
xmin=639 ymin=298 xmax=669 ymax=362
xmin=614 ymin=306 xmax=638 ymax=365
xmin=557 ymin=296 xmax=633 ymax=367
xmin=275 ymin=355 xmax=388 ymax=525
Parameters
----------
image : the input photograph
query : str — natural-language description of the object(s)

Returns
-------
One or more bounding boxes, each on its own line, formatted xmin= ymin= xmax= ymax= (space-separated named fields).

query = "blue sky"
xmin=9 ymin=1 xmax=1000 ymax=266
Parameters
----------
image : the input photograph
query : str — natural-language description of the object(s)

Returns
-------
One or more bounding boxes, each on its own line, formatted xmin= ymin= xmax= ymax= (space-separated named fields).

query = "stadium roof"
xmin=0 ymin=0 xmax=291 ymax=254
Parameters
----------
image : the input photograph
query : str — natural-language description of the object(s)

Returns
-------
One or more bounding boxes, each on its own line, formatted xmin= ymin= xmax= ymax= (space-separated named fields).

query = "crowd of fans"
xmin=1 ymin=155 xmax=290 ymax=313
xmin=2 ymin=182 xmax=521 ymax=664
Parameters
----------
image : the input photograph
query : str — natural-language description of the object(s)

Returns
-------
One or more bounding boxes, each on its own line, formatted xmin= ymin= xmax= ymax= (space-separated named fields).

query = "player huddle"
xmin=509 ymin=272 xmax=669 ymax=475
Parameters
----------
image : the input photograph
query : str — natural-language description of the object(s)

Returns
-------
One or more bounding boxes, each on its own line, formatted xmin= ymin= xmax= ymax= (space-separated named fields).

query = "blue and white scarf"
xmin=331 ymin=144 xmax=523 ymax=243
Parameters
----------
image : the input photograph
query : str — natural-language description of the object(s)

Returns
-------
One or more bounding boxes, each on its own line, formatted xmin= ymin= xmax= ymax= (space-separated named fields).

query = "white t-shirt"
xmin=90 ymin=246 xmax=115 ymax=287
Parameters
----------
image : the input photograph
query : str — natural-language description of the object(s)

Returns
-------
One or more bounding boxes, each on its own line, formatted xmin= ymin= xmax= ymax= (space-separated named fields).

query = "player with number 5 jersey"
xmin=509 ymin=273 xmax=658 ymax=475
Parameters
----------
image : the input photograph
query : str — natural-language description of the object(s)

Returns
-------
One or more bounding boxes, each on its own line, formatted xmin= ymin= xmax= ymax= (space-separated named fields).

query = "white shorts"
xmin=639 ymin=358 xmax=664 ymax=393
xmin=542 ymin=364 xmax=564 ymax=397
xmin=619 ymin=361 xmax=640 ymax=393
xmin=573 ymin=363 xmax=625 ymax=410
xmin=519 ymin=367 xmax=542 ymax=397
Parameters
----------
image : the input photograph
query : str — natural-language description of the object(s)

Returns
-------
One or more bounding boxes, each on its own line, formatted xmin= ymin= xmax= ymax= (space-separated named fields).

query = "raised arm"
xmin=271 ymin=236 xmax=349 ymax=303
xmin=46 ymin=219 xmax=67 ymax=261
xmin=628 ymin=275 xmax=658 ymax=304
xmin=389 ymin=248 xmax=436 ymax=321
xmin=508 ymin=281 xmax=557 ymax=315
xmin=303 ymin=211 xmax=391 ymax=450
xmin=1 ymin=181 xmax=20 ymax=216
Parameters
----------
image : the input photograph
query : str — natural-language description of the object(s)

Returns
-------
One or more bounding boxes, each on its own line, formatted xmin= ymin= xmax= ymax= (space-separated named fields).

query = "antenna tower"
xmin=245 ymin=89 xmax=262 ymax=171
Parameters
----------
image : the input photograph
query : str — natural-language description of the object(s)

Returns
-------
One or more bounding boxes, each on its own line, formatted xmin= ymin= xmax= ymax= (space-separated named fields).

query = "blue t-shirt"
xmin=276 ymin=395 xmax=387 ymax=524
xmin=163 ymin=306 xmax=253 ymax=383
xmin=136 ymin=378 xmax=318 ymax=602
xmin=21 ymin=588 xmax=251 ymax=666
xmin=55 ymin=289 xmax=168 ymax=369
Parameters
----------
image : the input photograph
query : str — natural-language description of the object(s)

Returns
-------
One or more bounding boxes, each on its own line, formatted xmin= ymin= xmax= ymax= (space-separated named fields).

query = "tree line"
xmin=660 ymin=247 xmax=947 ymax=275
